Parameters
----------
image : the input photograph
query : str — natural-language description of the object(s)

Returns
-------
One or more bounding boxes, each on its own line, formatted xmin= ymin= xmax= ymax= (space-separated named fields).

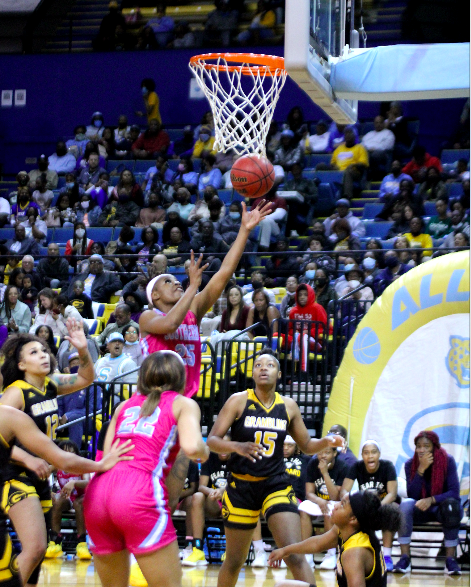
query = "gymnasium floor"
xmin=39 ymin=560 xmax=469 ymax=586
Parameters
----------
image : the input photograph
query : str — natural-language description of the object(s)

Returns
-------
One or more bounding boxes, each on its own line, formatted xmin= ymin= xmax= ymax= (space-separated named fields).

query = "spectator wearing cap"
xmin=331 ymin=128 xmax=369 ymax=200
xmin=373 ymin=250 xmax=411 ymax=296
xmin=48 ymin=141 xmax=77 ymax=174
xmin=197 ymin=155 xmax=223 ymax=191
xmin=132 ymin=120 xmax=170 ymax=159
xmin=94 ymin=303 xmax=138 ymax=347
xmin=192 ymin=126 xmax=217 ymax=159
xmin=324 ymin=198 xmax=366 ymax=240
xmin=305 ymin=120 xmax=330 ymax=154
xmin=67 ymin=254 xmax=122 ymax=303
xmin=57 ymin=352 xmax=102 ymax=448
xmin=28 ymin=155 xmax=58 ymax=190
xmin=265 ymin=237 xmax=301 ymax=287
xmin=94 ymin=332 xmax=138 ymax=402
xmin=274 ymin=129 xmax=304 ymax=170
xmin=169 ymin=126 xmax=196 ymax=159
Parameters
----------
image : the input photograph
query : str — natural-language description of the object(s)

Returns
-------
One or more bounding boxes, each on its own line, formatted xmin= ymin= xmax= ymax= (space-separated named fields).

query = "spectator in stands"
xmin=246 ymin=288 xmax=280 ymax=338
xmin=192 ymin=127 xmax=217 ymax=159
xmin=237 ymin=0 xmax=276 ymax=43
xmin=362 ymin=115 xmax=395 ymax=179
xmin=379 ymin=159 xmax=414 ymax=202
xmin=394 ymin=430 xmax=462 ymax=575
xmin=384 ymin=101 xmax=412 ymax=159
xmin=266 ymin=121 xmax=281 ymax=153
xmin=187 ymin=188 xmax=215 ymax=227
xmin=285 ymin=106 xmax=306 ymax=141
xmin=119 ymin=291 xmax=145 ymax=324
xmin=242 ymin=271 xmax=275 ymax=305
xmin=280 ymin=275 xmax=298 ymax=318
xmin=341 ymin=266 xmax=373 ymax=301
xmin=331 ymin=128 xmax=369 ymax=200
xmin=451 ymin=199 xmax=469 ymax=222
xmin=52 ymin=294 xmax=84 ymax=331
xmin=440 ymin=209 xmax=470 ymax=249
xmin=136 ymin=78 xmax=161 ymax=124
xmin=162 ymin=226 xmax=191 ymax=267
xmin=69 ymin=254 xmax=121 ymax=303
xmin=147 ymin=3 xmax=175 ymax=46
xmin=94 ymin=333 xmax=138 ymax=400
xmin=122 ymin=324 xmax=143 ymax=367
xmin=35 ymin=324 xmax=58 ymax=356
xmin=98 ymin=127 xmax=116 ymax=159
xmin=59 ymin=172 xmax=85 ymax=208
xmin=251 ymin=186 xmax=288 ymax=250
xmin=66 ymin=126 xmax=88 ymax=159
xmin=134 ymin=226 xmax=160 ymax=263
xmin=29 ymin=155 xmax=58 ymax=190
xmin=170 ymin=20 xmax=196 ymax=48
xmin=6 ymin=224 xmax=40 ymax=257
xmin=74 ymin=193 xmax=102 ymax=227
xmin=9 ymin=268 xmax=25 ymax=292
xmin=135 ymin=192 xmax=166 ymax=229
xmin=68 ymin=280 xmax=94 ymax=320
xmin=190 ymin=220 xmax=230 ymax=274
xmin=94 ymin=1 xmax=126 ymax=50
xmin=0 ymin=285 xmax=31 ymax=333
xmin=135 ymin=25 xmax=158 ymax=50
xmin=21 ymin=255 xmax=41 ymax=290
xmin=306 ymin=120 xmax=330 ymax=154
xmin=403 ymin=217 xmax=433 ymax=256
xmin=65 ymin=223 xmax=94 ymax=268
xmin=77 ymin=152 xmax=107 ymax=190
xmin=95 ymin=303 xmax=138 ymax=348
xmin=373 ymin=250 xmax=412 ymax=295
xmin=171 ymin=158 xmax=198 ymax=188
xmin=204 ymin=0 xmax=240 ymax=47
xmin=28 ymin=288 xmax=59 ymax=335
xmin=385 ymin=206 xmax=411 ymax=239
xmin=141 ymin=156 xmax=174 ymax=193
xmin=85 ymin=112 xmax=105 ymax=141
xmin=113 ymin=247 xmax=139 ymax=288
xmin=217 ymin=201 xmax=254 ymax=256
xmin=0 ymin=192 xmax=10 ymax=228
xmin=324 ymin=198 xmax=366 ymax=240
xmin=10 ymin=186 xmax=40 ymax=225
xmin=162 ymin=211 xmax=190 ymax=243
xmin=394 ymin=236 xmax=414 ymax=267
xmin=283 ymin=162 xmax=318 ymax=236
xmin=48 ymin=141 xmax=77 ymax=174
xmin=105 ymin=225 xmax=135 ymax=257
xmin=377 ymin=178 xmax=424 ymax=221
xmin=313 ymin=268 xmax=337 ymax=312
xmin=110 ymin=169 xmax=144 ymax=207
xmin=266 ymin=149 xmax=286 ymax=187
xmin=114 ymin=125 xmax=141 ymax=159
xmin=20 ymin=207 xmax=47 ymax=245
xmin=265 ymin=237 xmax=300 ymax=286
xmin=98 ymin=190 xmax=140 ymax=227
xmin=167 ymin=188 xmax=195 ymax=222
xmin=219 ymin=285 xmax=250 ymax=332
xmin=45 ymin=192 xmax=76 ymax=228
xmin=402 ymin=145 xmax=442 ymax=184
xmin=37 ymin=243 xmax=70 ymax=289
xmin=274 ymin=129 xmax=304 ymax=170
xmin=181 ymin=258 xmax=210 ymax=293
xmin=417 ymin=166 xmax=447 ymax=202
xmin=76 ymin=242 xmax=113 ymax=274
xmin=55 ymin=322 xmax=98 ymax=373
xmin=453 ymin=232 xmax=470 ymax=249
xmin=426 ymin=198 xmax=453 ymax=240
xmin=300 ymin=234 xmax=336 ymax=275
xmin=299 ymin=261 xmax=317 ymax=287
xmin=208 ymin=197 xmax=226 ymax=226
xmin=198 ymin=155 xmax=223 ymax=191
xmin=31 ymin=174 xmax=54 ymax=215
xmin=326 ymin=122 xmax=359 ymax=153
xmin=330 ymin=218 xmax=362 ymax=264
xmin=458 ymin=179 xmax=470 ymax=210
xmin=169 ymin=127 xmax=196 ymax=159
xmin=76 ymin=142 xmax=106 ymax=173
xmin=113 ymin=116 xmax=130 ymax=143
xmin=132 ymin=120 xmax=170 ymax=159
xmin=20 ymin=274 xmax=38 ymax=313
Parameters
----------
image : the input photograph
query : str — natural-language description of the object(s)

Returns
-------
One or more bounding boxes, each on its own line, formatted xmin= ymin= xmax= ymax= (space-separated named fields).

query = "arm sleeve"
xmin=434 ymin=456 xmax=460 ymax=503
xmin=192 ymin=141 xmax=204 ymax=158
xmin=405 ymin=458 xmax=425 ymax=500
xmin=17 ymin=305 xmax=32 ymax=333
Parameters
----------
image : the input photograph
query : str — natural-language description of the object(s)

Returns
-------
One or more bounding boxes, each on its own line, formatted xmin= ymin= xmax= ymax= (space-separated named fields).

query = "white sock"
xmin=253 ymin=539 xmax=264 ymax=552
xmin=383 ymin=547 xmax=392 ymax=557
xmin=327 ymin=548 xmax=336 ymax=556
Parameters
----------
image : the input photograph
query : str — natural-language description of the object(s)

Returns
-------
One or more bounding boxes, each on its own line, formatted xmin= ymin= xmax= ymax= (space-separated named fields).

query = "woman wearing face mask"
xmin=74 ymin=194 xmax=101 ymax=227
xmin=171 ymin=157 xmax=198 ymax=188
xmin=58 ymin=172 xmax=85 ymax=208
xmin=111 ymin=169 xmax=144 ymax=207
xmin=366 ymin=238 xmax=385 ymax=268
xmin=218 ymin=201 xmax=252 ymax=248
xmin=341 ymin=266 xmax=373 ymax=301
xmin=361 ymin=253 xmax=379 ymax=285
xmin=313 ymin=268 xmax=337 ymax=312
xmin=122 ymin=323 xmax=144 ymax=366
xmin=299 ymin=262 xmax=317 ymax=287
xmin=280 ymin=275 xmax=299 ymax=318
xmin=85 ymin=112 xmax=105 ymax=140
xmin=333 ymin=256 xmax=358 ymax=296
xmin=65 ymin=222 xmax=94 ymax=268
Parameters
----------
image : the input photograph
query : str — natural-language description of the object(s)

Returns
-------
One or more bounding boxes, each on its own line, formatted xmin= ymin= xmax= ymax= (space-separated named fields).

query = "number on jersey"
xmin=45 ymin=414 xmax=59 ymax=440
xmin=117 ymin=406 xmax=161 ymax=438
xmin=175 ymin=343 xmax=195 ymax=367
xmin=254 ymin=431 xmax=278 ymax=458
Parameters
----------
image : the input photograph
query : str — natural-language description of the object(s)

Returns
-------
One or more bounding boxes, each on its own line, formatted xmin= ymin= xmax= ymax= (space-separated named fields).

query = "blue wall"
xmin=0 ymin=48 xmax=466 ymax=175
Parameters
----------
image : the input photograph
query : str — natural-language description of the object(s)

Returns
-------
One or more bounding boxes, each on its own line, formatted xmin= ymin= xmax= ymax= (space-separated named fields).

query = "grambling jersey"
xmin=140 ymin=309 xmax=201 ymax=398
xmin=228 ymin=389 xmax=290 ymax=479
xmin=0 ymin=434 xmax=20 ymax=587
xmin=337 ymin=530 xmax=387 ymax=587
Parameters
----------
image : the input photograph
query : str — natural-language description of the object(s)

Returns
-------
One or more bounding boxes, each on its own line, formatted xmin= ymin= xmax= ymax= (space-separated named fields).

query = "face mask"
xmin=252 ymin=281 xmax=263 ymax=290
xmin=305 ymin=270 xmax=316 ymax=279
xmin=126 ymin=340 xmax=139 ymax=345
xmin=141 ymin=87 xmax=148 ymax=95
xmin=229 ymin=212 xmax=240 ymax=220
xmin=348 ymin=280 xmax=360 ymax=289
xmin=200 ymin=134 xmax=210 ymax=143
xmin=66 ymin=182 xmax=75 ymax=189
xmin=18 ymin=176 xmax=29 ymax=187
xmin=75 ymin=133 xmax=86 ymax=141
xmin=315 ymin=277 xmax=327 ymax=287
xmin=362 ymin=257 xmax=376 ymax=270
xmin=344 ymin=263 xmax=355 ymax=273
xmin=177 ymin=163 xmax=185 ymax=171
xmin=75 ymin=228 xmax=85 ymax=238
xmin=70 ymin=365 xmax=79 ymax=374
xmin=81 ymin=201 xmax=90 ymax=210
xmin=385 ymin=255 xmax=398 ymax=268
xmin=93 ymin=119 xmax=102 ymax=128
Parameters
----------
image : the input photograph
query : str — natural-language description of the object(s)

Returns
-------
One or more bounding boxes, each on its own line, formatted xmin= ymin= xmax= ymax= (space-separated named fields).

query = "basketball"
xmin=230 ymin=154 xmax=276 ymax=199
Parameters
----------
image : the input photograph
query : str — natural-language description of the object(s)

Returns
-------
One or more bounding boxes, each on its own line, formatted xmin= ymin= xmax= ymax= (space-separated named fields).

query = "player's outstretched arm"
xmin=174 ymin=396 xmax=209 ymax=462
xmin=268 ymin=527 xmax=338 ymax=565
xmin=0 ymin=406 xmax=133 ymax=475
xmin=192 ymin=201 xmax=272 ymax=321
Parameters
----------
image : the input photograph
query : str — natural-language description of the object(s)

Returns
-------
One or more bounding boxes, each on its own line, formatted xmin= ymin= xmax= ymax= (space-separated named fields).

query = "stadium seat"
xmin=52 ymin=227 xmax=74 ymax=245
xmin=129 ymin=227 xmax=143 ymax=245
xmin=87 ymin=227 xmax=115 ymax=243
xmin=0 ymin=228 xmax=15 ymax=240
xmin=134 ymin=160 xmax=153 ymax=173
xmin=106 ymin=160 xmax=130 ymax=173
xmin=441 ymin=149 xmax=470 ymax=164
xmin=424 ymin=202 xmax=437 ymax=216
xmin=365 ymin=222 xmax=393 ymax=238
xmin=362 ymin=203 xmax=383 ymax=219
xmin=102 ymin=303 xmax=117 ymax=325
xmin=92 ymin=302 xmax=105 ymax=320
xmin=57 ymin=177 xmax=66 ymax=189
xmin=84 ymin=319 xmax=102 ymax=335
xmin=316 ymin=183 xmax=337 ymax=215
xmin=448 ymin=183 xmax=465 ymax=198
xmin=306 ymin=153 xmax=331 ymax=167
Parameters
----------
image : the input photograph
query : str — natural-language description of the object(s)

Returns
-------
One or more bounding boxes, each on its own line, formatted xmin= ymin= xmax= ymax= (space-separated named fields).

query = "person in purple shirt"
xmin=147 ymin=3 xmax=175 ymax=46
xmin=379 ymin=160 xmax=414 ymax=202
xmin=394 ymin=430 xmax=462 ymax=575
xmin=373 ymin=250 xmax=412 ymax=296
xmin=326 ymin=122 xmax=359 ymax=153
xmin=197 ymin=154 xmax=223 ymax=191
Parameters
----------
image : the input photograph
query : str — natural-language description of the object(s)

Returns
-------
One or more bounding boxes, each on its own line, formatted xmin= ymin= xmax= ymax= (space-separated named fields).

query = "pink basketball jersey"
xmin=113 ymin=391 xmax=180 ymax=479
xmin=140 ymin=309 xmax=201 ymax=398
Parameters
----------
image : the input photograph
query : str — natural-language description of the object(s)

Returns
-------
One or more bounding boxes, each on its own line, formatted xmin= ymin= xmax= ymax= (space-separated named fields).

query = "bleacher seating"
xmin=441 ymin=149 xmax=470 ymax=164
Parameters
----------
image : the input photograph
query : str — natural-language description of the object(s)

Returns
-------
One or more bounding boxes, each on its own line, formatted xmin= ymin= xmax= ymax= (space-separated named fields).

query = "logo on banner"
xmin=446 ymin=336 xmax=470 ymax=389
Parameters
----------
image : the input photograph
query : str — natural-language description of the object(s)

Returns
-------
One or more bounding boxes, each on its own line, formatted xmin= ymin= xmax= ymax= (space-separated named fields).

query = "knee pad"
xmin=440 ymin=498 xmax=461 ymax=529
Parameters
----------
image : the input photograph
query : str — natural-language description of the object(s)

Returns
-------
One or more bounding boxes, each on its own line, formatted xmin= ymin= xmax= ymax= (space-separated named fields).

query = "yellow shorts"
xmin=1 ymin=475 xmax=52 ymax=514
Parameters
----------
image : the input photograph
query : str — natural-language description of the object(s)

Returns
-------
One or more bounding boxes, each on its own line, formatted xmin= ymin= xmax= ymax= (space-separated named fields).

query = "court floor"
xmin=39 ymin=560 xmax=469 ymax=586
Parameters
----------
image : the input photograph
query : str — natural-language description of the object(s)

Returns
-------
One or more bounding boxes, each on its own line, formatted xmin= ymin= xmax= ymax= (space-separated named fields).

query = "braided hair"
xmin=410 ymin=430 xmax=448 ymax=498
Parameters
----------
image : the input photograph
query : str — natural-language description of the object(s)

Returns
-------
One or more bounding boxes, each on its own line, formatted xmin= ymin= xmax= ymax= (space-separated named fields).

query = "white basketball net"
xmin=189 ymin=54 xmax=287 ymax=157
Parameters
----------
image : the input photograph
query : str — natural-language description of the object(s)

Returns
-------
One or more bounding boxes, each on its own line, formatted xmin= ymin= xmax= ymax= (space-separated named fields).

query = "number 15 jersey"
xmin=228 ymin=389 xmax=290 ymax=479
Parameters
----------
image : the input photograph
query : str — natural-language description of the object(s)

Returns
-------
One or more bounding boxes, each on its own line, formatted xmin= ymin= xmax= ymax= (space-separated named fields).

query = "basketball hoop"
xmin=189 ymin=53 xmax=287 ymax=157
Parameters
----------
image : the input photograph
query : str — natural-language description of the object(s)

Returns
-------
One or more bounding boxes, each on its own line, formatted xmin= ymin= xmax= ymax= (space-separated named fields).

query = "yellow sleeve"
xmin=422 ymin=234 xmax=433 ymax=256
xmin=260 ymin=10 xmax=276 ymax=27
xmin=330 ymin=149 xmax=338 ymax=168
xmin=208 ymin=136 xmax=217 ymax=156
xmin=192 ymin=140 xmax=204 ymax=158
xmin=356 ymin=144 xmax=369 ymax=167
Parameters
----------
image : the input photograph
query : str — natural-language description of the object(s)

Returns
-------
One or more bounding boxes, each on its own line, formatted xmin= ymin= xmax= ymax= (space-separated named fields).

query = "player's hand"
xmin=25 ymin=455 xmax=50 ymax=481
xmin=418 ymin=452 xmax=433 ymax=474
xmin=268 ymin=548 xmax=286 ymax=567
xmin=187 ymin=250 xmax=209 ymax=289
xmin=325 ymin=434 xmax=345 ymax=449
xmin=61 ymin=481 xmax=75 ymax=498
xmin=98 ymin=439 xmax=134 ymax=472
xmin=415 ymin=497 xmax=433 ymax=512
xmin=64 ymin=318 xmax=87 ymax=352
xmin=241 ymin=200 xmax=272 ymax=232
xmin=235 ymin=441 xmax=265 ymax=463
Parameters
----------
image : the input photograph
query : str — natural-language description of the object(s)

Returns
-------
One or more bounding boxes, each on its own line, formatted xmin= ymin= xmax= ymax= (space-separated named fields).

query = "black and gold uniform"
xmin=337 ymin=530 xmax=387 ymax=587
xmin=0 ymin=433 xmax=21 ymax=587
xmin=1 ymin=378 xmax=58 ymax=515
xmin=222 ymin=389 xmax=298 ymax=529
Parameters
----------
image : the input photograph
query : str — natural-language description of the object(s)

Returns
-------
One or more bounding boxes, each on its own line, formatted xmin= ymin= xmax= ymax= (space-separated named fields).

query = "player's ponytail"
xmin=350 ymin=490 xmax=403 ymax=535
xmin=138 ymin=351 xmax=186 ymax=418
